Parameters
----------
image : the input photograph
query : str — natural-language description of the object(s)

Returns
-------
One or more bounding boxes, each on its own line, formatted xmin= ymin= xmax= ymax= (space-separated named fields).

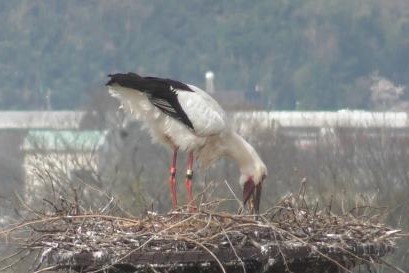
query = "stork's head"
xmin=240 ymin=164 xmax=267 ymax=215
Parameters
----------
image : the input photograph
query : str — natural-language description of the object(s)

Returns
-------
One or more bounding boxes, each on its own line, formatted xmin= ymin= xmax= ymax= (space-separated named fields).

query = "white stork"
xmin=106 ymin=73 xmax=267 ymax=213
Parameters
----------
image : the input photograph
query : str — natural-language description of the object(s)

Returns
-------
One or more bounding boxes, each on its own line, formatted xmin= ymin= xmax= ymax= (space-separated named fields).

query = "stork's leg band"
xmin=186 ymin=169 xmax=193 ymax=179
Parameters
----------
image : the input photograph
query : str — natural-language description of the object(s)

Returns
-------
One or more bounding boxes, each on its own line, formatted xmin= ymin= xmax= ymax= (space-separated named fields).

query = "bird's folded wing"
xmin=177 ymin=88 xmax=226 ymax=137
xmin=148 ymin=95 xmax=194 ymax=130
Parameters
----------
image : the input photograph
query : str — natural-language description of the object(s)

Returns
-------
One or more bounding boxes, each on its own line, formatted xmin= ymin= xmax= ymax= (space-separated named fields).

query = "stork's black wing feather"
xmin=107 ymin=73 xmax=194 ymax=130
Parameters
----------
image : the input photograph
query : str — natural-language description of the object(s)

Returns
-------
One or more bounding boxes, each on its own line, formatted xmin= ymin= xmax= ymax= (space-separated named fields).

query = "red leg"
xmin=168 ymin=148 xmax=178 ymax=209
xmin=185 ymin=151 xmax=195 ymax=211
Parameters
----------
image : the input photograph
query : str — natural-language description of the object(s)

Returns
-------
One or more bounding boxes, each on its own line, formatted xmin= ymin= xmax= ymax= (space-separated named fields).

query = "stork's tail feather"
xmin=106 ymin=73 xmax=142 ymax=86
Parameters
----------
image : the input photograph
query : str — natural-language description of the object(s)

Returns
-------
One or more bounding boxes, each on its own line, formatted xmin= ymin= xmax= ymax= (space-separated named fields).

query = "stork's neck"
xmin=224 ymin=131 xmax=266 ymax=182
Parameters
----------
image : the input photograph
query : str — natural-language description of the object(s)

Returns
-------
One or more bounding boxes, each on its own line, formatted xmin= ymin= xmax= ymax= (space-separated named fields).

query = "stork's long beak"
xmin=243 ymin=180 xmax=263 ymax=214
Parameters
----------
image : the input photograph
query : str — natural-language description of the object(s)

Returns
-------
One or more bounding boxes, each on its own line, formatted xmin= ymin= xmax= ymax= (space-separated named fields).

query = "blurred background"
xmin=0 ymin=0 xmax=408 ymax=271
xmin=0 ymin=0 xmax=409 ymax=111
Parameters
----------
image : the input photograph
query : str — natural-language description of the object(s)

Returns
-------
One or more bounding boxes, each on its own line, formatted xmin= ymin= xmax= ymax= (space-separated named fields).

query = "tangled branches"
xmin=0 ymin=191 xmax=404 ymax=273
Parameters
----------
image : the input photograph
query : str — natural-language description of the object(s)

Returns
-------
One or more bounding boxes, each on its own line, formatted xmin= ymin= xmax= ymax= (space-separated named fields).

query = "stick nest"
xmin=1 ymin=192 xmax=403 ymax=273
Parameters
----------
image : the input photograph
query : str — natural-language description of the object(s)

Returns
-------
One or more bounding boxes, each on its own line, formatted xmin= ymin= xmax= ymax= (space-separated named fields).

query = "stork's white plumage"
xmin=106 ymin=73 xmax=267 ymax=213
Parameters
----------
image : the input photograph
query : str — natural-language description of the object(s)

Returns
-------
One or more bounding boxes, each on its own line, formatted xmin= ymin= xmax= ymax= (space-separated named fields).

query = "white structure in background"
xmin=205 ymin=71 xmax=215 ymax=94
xmin=233 ymin=111 xmax=407 ymax=129
xmin=0 ymin=110 xmax=408 ymax=198
xmin=21 ymin=130 xmax=106 ymax=202
xmin=231 ymin=110 xmax=409 ymax=148
xmin=0 ymin=111 xmax=86 ymax=129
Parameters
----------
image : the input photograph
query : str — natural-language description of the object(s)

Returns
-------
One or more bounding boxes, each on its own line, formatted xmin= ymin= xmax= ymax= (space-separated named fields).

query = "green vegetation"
xmin=1 ymin=0 xmax=409 ymax=110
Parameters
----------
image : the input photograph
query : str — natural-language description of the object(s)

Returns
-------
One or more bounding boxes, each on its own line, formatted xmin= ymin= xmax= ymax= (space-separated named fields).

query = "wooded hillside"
xmin=1 ymin=0 xmax=409 ymax=110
